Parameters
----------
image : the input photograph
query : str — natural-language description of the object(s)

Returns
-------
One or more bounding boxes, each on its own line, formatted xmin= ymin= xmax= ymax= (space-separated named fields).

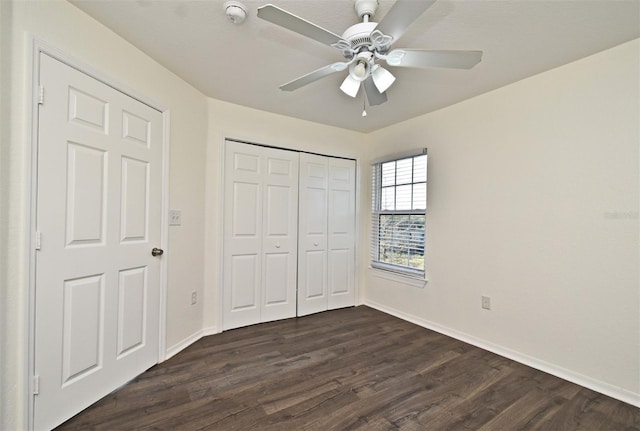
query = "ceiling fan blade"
xmin=373 ymin=0 xmax=436 ymax=44
xmin=280 ymin=61 xmax=353 ymax=91
xmin=363 ymin=77 xmax=388 ymax=106
xmin=386 ymin=49 xmax=483 ymax=69
xmin=257 ymin=4 xmax=347 ymax=48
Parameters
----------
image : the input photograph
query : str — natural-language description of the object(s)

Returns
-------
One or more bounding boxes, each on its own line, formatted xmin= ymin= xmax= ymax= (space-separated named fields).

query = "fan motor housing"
xmin=342 ymin=22 xmax=377 ymax=51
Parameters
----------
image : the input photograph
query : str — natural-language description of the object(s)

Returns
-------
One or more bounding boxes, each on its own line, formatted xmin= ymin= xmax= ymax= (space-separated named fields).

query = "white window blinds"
xmin=371 ymin=151 xmax=427 ymax=277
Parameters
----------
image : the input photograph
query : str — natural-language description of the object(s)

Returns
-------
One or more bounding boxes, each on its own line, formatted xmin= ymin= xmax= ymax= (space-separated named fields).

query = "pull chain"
xmin=362 ymin=91 xmax=367 ymax=117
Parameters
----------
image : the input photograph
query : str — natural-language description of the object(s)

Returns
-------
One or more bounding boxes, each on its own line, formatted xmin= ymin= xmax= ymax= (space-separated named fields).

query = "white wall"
xmin=203 ymin=98 xmax=367 ymax=333
xmin=363 ymin=39 xmax=639 ymax=405
xmin=1 ymin=1 xmax=208 ymax=429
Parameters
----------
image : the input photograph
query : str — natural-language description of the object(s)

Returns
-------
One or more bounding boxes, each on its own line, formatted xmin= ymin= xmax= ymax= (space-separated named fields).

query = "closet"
xmin=222 ymin=141 xmax=356 ymax=330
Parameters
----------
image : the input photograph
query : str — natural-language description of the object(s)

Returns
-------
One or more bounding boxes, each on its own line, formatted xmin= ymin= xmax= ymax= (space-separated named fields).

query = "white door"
xmin=297 ymin=153 xmax=329 ymax=316
xmin=34 ymin=53 xmax=164 ymax=430
xmin=298 ymin=154 xmax=356 ymax=316
xmin=223 ymin=141 xmax=299 ymax=330
xmin=327 ymin=158 xmax=356 ymax=309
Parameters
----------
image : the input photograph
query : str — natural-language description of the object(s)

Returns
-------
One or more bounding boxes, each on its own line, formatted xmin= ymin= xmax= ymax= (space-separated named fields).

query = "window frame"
xmin=371 ymin=151 xmax=427 ymax=279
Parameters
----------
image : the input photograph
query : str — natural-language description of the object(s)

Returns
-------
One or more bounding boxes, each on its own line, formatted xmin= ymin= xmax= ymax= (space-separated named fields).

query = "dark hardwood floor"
xmin=56 ymin=306 xmax=639 ymax=430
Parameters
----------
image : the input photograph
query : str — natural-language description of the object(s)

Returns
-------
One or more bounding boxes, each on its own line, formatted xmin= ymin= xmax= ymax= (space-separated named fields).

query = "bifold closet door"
xmin=298 ymin=154 xmax=356 ymax=316
xmin=327 ymin=157 xmax=357 ymax=310
xmin=223 ymin=141 xmax=299 ymax=330
xmin=298 ymin=154 xmax=329 ymax=316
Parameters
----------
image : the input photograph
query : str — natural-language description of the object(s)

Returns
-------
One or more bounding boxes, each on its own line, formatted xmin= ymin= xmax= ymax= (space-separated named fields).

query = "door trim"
xmin=27 ymin=37 xmax=170 ymax=431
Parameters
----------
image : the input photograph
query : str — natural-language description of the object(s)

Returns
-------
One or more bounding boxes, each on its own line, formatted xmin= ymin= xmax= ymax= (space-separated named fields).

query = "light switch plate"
xmin=169 ymin=209 xmax=182 ymax=226
xmin=481 ymin=296 xmax=491 ymax=310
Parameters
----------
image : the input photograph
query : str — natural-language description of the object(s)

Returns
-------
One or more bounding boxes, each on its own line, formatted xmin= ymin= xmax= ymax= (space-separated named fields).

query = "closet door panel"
xmin=328 ymin=249 xmax=349 ymax=295
xmin=328 ymin=158 xmax=356 ymax=310
xmin=261 ymin=149 xmax=299 ymax=322
xmin=223 ymin=141 xmax=263 ymax=330
xmin=297 ymin=154 xmax=329 ymax=316
xmin=263 ymin=253 xmax=289 ymax=304
xmin=230 ymin=255 xmax=259 ymax=310
xmin=305 ymin=251 xmax=327 ymax=298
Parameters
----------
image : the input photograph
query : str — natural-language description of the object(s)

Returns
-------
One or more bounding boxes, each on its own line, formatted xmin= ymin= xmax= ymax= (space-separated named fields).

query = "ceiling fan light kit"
xmin=256 ymin=0 xmax=483 ymax=110
xmin=371 ymin=64 xmax=396 ymax=93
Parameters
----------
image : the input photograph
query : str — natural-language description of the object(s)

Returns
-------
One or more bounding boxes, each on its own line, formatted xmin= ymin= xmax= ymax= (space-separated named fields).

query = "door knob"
xmin=275 ymin=244 xmax=281 ymax=248
xmin=151 ymin=247 xmax=164 ymax=257
xmin=313 ymin=242 xmax=319 ymax=246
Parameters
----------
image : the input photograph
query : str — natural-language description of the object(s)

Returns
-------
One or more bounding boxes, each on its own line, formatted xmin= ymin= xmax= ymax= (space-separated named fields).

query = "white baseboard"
xmin=202 ymin=326 xmax=221 ymax=337
xmin=163 ymin=326 xmax=220 ymax=361
xmin=364 ymin=299 xmax=640 ymax=408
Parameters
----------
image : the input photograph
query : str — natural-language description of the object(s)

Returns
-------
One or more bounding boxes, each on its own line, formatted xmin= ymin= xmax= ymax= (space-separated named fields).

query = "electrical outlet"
xmin=169 ymin=209 xmax=182 ymax=226
xmin=482 ymin=296 xmax=491 ymax=310
xmin=191 ymin=291 xmax=197 ymax=305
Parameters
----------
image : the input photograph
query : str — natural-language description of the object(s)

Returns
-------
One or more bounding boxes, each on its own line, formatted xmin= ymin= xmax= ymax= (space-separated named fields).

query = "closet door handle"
xmin=275 ymin=243 xmax=281 ymax=248
xmin=313 ymin=242 xmax=319 ymax=246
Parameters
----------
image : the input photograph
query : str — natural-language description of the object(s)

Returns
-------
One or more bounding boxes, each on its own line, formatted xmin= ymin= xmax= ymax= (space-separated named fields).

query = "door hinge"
xmin=37 ymin=85 xmax=44 ymax=105
xmin=34 ymin=231 xmax=41 ymax=251
xmin=33 ymin=375 xmax=40 ymax=395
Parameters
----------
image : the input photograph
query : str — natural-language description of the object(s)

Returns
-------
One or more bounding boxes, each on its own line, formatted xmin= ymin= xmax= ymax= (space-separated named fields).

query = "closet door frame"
xmin=218 ymin=139 xmax=359 ymax=331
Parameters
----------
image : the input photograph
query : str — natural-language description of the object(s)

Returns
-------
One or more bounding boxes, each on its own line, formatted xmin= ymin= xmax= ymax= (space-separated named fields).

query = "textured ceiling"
xmin=71 ymin=0 xmax=640 ymax=133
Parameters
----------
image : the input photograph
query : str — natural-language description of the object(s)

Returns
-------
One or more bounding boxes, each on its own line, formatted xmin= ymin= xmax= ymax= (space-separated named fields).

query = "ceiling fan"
xmin=257 ymin=0 xmax=483 ymax=106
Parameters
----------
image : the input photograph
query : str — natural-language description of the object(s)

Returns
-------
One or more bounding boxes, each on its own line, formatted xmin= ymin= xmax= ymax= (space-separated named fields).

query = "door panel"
xmin=120 ymin=157 xmax=149 ymax=242
xmin=122 ymin=110 xmax=151 ymax=147
xmin=117 ymin=266 xmax=146 ymax=357
xmin=261 ymin=150 xmax=298 ymax=322
xmin=61 ymin=274 xmax=104 ymax=385
xmin=34 ymin=53 xmax=163 ymax=430
xmin=223 ymin=142 xmax=263 ymax=329
xmin=298 ymin=155 xmax=356 ymax=315
xmin=263 ymin=253 xmax=289 ymax=304
xmin=223 ymin=141 xmax=299 ymax=329
xmin=230 ymin=255 xmax=260 ymax=310
xmin=305 ymin=251 xmax=326 ymax=298
xmin=65 ymin=143 xmax=107 ymax=246
xmin=265 ymin=185 xmax=291 ymax=235
xmin=68 ymin=87 xmax=108 ymax=133
xmin=329 ymin=249 xmax=350 ymax=295
xmin=232 ymin=182 xmax=261 ymax=236
xmin=297 ymin=154 xmax=329 ymax=316
xmin=327 ymin=158 xmax=356 ymax=309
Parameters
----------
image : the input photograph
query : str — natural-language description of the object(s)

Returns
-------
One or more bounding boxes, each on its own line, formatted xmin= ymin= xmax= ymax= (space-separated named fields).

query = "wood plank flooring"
xmin=56 ymin=306 xmax=640 ymax=430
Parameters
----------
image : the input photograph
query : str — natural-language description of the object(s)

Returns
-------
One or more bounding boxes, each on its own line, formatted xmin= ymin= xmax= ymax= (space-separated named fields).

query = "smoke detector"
xmin=224 ymin=1 xmax=248 ymax=24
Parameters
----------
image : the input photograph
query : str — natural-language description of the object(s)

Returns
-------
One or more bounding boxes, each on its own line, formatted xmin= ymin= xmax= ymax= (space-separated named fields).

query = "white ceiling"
xmin=71 ymin=0 xmax=639 ymax=133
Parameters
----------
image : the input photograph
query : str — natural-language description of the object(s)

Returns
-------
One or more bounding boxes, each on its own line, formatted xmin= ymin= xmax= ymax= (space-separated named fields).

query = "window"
xmin=371 ymin=152 xmax=427 ymax=277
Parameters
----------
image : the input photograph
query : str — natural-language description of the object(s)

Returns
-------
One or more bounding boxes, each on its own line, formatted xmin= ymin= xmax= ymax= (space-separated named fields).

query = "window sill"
xmin=369 ymin=267 xmax=428 ymax=288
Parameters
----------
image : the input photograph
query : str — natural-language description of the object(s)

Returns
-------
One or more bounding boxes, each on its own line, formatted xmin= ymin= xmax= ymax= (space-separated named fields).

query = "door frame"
xmin=26 ymin=38 xmax=170 ymax=431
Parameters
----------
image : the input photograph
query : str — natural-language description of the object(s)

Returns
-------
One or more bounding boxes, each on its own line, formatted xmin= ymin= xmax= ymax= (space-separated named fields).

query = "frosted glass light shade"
xmin=371 ymin=65 xmax=396 ymax=93
xmin=340 ymin=75 xmax=361 ymax=97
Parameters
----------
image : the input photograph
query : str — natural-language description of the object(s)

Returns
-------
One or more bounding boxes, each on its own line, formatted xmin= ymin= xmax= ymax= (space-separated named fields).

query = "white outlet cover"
xmin=169 ymin=209 xmax=182 ymax=226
